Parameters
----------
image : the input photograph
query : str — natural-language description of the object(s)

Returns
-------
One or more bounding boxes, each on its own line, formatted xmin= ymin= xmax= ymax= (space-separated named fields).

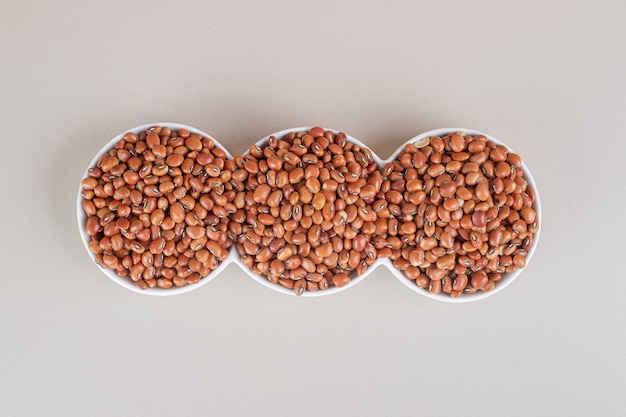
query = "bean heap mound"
xmin=81 ymin=127 xmax=539 ymax=297
xmin=230 ymin=128 xmax=381 ymax=295
xmin=380 ymin=132 xmax=538 ymax=297
xmin=81 ymin=126 xmax=234 ymax=290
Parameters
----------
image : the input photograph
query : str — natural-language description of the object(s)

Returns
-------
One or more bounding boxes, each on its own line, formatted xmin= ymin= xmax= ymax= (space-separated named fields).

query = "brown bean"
xmin=254 ymin=184 xmax=271 ymax=203
xmin=521 ymin=207 xmax=536 ymax=224
xmin=332 ymin=273 xmax=351 ymax=287
xmin=110 ymin=234 xmax=124 ymax=251
xmin=293 ymin=279 xmax=307 ymax=296
xmin=411 ymin=151 xmax=426 ymax=168
xmin=284 ymin=256 xmax=302 ymax=270
xmin=402 ymin=266 xmax=419 ymax=280
xmin=451 ymin=152 xmax=470 ymax=161
xmin=456 ymin=187 xmax=472 ymax=201
xmin=287 ymin=169 xmax=304 ymax=186
xmin=439 ymin=181 xmax=457 ymax=198
xmin=155 ymin=278 xmax=172 ymax=289
xmin=419 ymin=237 xmax=438 ymax=251
xmin=427 ymin=164 xmax=445 ymax=177
xmin=488 ymin=229 xmax=503 ymax=246
xmin=507 ymin=153 xmax=522 ymax=167
xmin=141 ymin=251 xmax=154 ymax=268
xmin=475 ymin=180 xmax=490 ymax=201
xmin=82 ymin=200 xmax=97 ymax=216
xmin=495 ymin=161 xmax=511 ymax=178
xmin=385 ymin=190 xmax=403 ymax=205
xmin=315 ymin=242 xmax=333 ymax=258
xmin=186 ymin=226 xmax=205 ymax=240
xmin=472 ymin=211 xmax=486 ymax=227
xmin=415 ymin=274 xmax=429 ymax=288
xmin=470 ymin=270 xmax=488 ymax=289
xmin=301 ymin=257 xmax=316 ymax=273
xmin=453 ymin=274 xmax=468 ymax=291
xmin=129 ymin=264 xmax=145 ymax=281
xmin=426 ymin=266 xmax=445 ymax=281
xmin=512 ymin=220 xmax=527 ymax=234
xmin=513 ymin=255 xmax=526 ymax=268
xmin=86 ymin=216 xmax=102 ymax=236
xmin=450 ymin=133 xmax=465 ymax=152
xmin=274 ymin=278 xmax=293 ymax=290
xmin=269 ymin=259 xmax=285 ymax=276
xmin=489 ymin=146 xmax=507 ymax=162
xmin=304 ymin=177 xmax=320 ymax=194
xmin=397 ymin=221 xmax=415 ymax=235
xmin=256 ymin=213 xmax=274 ymax=226
xmin=150 ymin=209 xmax=165 ymax=226
xmin=165 ymin=154 xmax=184 ymax=167
xmin=481 ymin=279 xmax=496 ymax=292
xmin=267 ymin=190 xmax=283 ymax=208
xmin=429 ymin=279 xmax=442 ymax=294
xmin=169 ymin=202 xmax=185 ymax=223
xmin=82 ymin=177 xmax=98 ymax=190
xmin=436 ymin=254 xmax=456 ymax=270
xmin=100 ymin=157 xmax=118 ymax=172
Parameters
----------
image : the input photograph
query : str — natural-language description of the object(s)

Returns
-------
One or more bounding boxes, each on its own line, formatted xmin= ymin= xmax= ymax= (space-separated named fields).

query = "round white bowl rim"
xmin=77 ymin=122 xmax=231 ymax=296
xmin=382 ymin=128 xmax=542 ymax=303
xmin=238 ymin=126 xmax=382 ymax=297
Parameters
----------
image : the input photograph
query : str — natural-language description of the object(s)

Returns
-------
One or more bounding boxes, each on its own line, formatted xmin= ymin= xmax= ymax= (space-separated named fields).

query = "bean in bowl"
xmin=80 ymin=125 xmax=235 ymax=290
xmin=230 ymin=127 xmax=382 ymax=295
xmin=381 ymin=132 xmax=539 ymax=298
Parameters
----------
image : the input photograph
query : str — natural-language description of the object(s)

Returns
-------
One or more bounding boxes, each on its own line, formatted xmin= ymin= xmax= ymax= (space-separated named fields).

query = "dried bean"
xmin=231 ymin=128 xmax=379 ymax=295
xmin=381 ymin=132 xmax=538 ymax=297
xmin=81 ymin=126 xmax=233 ymax=289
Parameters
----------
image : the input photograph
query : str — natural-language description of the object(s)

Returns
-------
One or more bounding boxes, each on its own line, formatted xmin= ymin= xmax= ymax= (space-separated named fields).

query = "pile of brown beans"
xmin=379 ymin=132 xmax=538 ymax=297
xmin=81 ymin=126 xmax=234 ymax=290
xmin=82 ymin=126 xmax=538 ymax=297
xmin=230 ymin=127 xmax=381 ymax=295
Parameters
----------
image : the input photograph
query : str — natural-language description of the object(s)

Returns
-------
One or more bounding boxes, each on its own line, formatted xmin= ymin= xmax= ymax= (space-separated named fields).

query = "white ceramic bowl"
xmin=78 ymin=124 xmax=540 ymax=300
xmin=237 ymin=127 xmax=387 ymax=297
xmin=77 ymin=123 xmax=235 ymax=296
xmin=383 ymin=128 xmax=542 ymax=302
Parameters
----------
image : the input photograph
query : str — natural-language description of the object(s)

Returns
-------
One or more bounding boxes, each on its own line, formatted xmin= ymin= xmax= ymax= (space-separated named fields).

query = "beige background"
xmin=2 ymin=1 xmax=625 ymax=416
